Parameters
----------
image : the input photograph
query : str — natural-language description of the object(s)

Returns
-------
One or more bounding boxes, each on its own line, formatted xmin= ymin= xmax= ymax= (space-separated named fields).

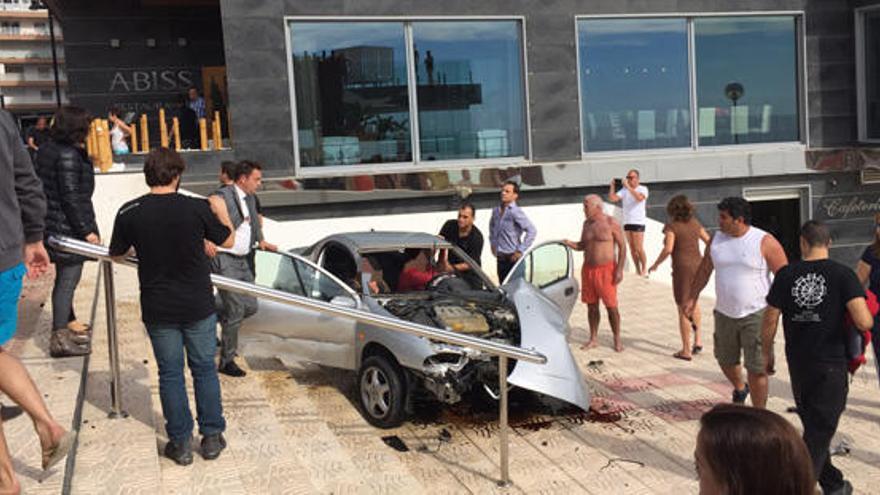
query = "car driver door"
xmin=501 ymin=241 xmax=579 ymax=319
xmin=237 ymin=250 xmax=360 ymax=370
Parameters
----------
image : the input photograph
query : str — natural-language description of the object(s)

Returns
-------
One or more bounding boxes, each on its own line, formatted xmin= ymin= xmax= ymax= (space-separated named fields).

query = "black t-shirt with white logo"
xmin=109 ymin=193 xmax=230 ymax=325
xmin=766 ymin=259 xmax=865 ymax=364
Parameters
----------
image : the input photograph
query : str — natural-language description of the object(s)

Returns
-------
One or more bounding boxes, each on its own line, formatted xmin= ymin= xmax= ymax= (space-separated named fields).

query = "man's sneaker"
xmin=218 ymin=361 xmax=246 ymax=377
xmin=201 ymin=433 xmax=226 ymax=460
xmin=164 ymin=439 xmax=193 ymax=466
xmin=732 ymin=383 xmax=750 ymax=404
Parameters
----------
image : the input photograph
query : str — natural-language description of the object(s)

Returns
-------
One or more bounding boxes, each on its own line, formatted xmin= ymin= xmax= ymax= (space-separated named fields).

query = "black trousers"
xmin=496 ymin=256 xmax=515 ymax=283
xmin=788 ymin=360 xmax=848 ymax=493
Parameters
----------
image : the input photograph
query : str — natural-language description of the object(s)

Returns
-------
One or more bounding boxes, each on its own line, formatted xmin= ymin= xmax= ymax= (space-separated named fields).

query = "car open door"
xmin=502 ymin=241 xmax=579 ymax=319
xmin=238 ymin=250 xmax=360 ymax=370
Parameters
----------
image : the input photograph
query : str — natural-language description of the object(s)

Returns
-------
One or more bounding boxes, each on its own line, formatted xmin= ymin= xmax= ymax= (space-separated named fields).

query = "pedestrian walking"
xmin=109 ymin=148 xmax=234 ymax=465
xmin=207 ymin=160 xmax=277 ymax=377
xmin=608 ymin=169 xmax=649 ymax=276
xmin=35 ymin=106 xmax=101 ymax=357
xmin=489 ymin=180 xmax=536 ymax=282
xmin=762 ymin=220 xmax=872 ymax=495
xmin=648 ymin=195 xmax=710 ymax=360
xmin=696 ymin=404 xmax=815 ymax=495
xmin=683 ymin=197 xmax=787 ymax=408
xmin=0 ymin=108 xmax=74 ymax=493
xmin=564 ymin=194 xmax=626 ymax=352
xmin=855 ymin=212 xmax=880 ymax=386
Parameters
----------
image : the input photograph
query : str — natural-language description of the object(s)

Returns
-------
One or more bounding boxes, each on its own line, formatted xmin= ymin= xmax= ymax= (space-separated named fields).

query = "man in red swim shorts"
xmin=565 ymin=194 xmax=626 ymax=351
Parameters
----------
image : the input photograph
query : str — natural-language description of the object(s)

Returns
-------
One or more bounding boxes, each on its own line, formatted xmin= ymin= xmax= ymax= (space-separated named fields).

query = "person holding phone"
xmin=608 ymin=169 xmax=649 ymax=276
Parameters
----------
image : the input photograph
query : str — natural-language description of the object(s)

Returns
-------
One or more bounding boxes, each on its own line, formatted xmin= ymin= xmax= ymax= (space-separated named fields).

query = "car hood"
xmin=506 ymin=279 xmax=591 ymax=411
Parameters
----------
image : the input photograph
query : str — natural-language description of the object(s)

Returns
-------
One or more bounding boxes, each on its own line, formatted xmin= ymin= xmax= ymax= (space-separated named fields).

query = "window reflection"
xmin=290 ymin=22 xmax=412 ymax=167
xmin=578 ymin=18 xmax=691 ymax=152
xmin=695 ymin=17 xmax=799 ymax=145
xmin=413 ymin=21 xmax=526 ymax=160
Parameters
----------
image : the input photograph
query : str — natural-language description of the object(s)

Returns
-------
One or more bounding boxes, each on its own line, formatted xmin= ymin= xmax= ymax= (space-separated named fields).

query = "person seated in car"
xmin=354 ymin=257 xmax=390 ymax=294
xmin=397 ymin=249 xmax=451 ymax=292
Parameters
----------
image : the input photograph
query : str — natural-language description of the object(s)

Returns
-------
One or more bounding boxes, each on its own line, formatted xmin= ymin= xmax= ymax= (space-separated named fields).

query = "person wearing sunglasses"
xmin=608 ymin=169 xmax=649 ymax=276
xmin=855 ymin=212 xmax=880 ymax=387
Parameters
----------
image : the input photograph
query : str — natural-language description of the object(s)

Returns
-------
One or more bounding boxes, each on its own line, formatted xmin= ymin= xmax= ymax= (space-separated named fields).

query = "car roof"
xmin=322 ymin=231 xmax=452 ymax=252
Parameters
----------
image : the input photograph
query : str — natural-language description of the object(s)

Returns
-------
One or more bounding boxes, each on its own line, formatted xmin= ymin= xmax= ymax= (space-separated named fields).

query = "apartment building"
xmin=0 ymin=0 xmax=65 ymax=126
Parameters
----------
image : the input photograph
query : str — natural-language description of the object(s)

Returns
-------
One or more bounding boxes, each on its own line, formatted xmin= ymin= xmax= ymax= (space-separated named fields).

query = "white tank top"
xmin=710 ymin=226 xmax=771 ymax=318
xmin=110 ymin=125 xmax=128 ymax=153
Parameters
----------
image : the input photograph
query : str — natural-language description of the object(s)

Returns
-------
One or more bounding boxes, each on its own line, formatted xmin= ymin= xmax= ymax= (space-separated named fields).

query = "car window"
xmin=507 ymin=242 xmax=569 ymax=289
xmin=255 ymin=250 xmax=353 ymax=303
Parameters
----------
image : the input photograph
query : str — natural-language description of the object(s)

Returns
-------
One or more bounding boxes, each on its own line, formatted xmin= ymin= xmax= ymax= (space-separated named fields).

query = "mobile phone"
xmin=613 ymin=178 xmax=623 ymax=190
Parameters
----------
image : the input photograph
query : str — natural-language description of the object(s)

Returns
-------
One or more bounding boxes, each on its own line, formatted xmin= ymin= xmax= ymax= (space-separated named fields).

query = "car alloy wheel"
xmin=357 ymin=355 xmax=406 ymax=428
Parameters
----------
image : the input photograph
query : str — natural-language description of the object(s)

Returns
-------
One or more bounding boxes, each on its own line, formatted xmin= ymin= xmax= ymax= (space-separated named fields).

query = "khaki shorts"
xmin=713 ymin=309 xmax=766 ymax=374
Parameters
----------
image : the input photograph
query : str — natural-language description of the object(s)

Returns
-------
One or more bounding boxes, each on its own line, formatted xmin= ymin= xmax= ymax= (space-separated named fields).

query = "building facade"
xmin=0 ymin=0 xmax=66 ymax=124
xmin=47 ymin=0 xmax=880 ymax=263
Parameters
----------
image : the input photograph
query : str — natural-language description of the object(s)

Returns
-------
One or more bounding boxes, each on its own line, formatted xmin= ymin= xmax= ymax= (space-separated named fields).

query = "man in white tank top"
xmin=683 ymin=197 xmax=787 ymax=408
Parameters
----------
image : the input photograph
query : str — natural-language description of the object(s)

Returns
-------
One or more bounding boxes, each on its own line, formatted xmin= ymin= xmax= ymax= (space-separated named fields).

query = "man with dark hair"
xmin=219 ymin=161 xmax=236 ymax=186
xmin=762 ymin=220 xmax=872 ymax=495
xmin=208 ymin=160 xmax=277 ymax=377
xmin=109 ymin=148 xmax=234 ymax=465
xmin=489 ymin=180 xmax=536 ymax=281
xmin=684 ymin=197 xmax=787 ymax=408
xmin=25 ymin=116 xmax=49 ymax=162
xmin=187 ymin=87 xmax=206 ymax=120
xmin=439 ymin=202 xmax=484 ymax=287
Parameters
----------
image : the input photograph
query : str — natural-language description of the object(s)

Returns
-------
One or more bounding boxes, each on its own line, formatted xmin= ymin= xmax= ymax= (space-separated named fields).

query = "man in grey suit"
xmin=207 ymin=160 xmax=277 ymax=377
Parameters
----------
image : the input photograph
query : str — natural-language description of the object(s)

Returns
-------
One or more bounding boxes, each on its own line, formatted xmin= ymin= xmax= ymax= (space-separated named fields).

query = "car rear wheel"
xmin=358 ymin=355 xmax=406 ymax=428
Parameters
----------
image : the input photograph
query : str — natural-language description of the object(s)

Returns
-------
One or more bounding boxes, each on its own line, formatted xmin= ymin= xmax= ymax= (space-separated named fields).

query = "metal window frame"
xmin=856 ymin=5 xmax=880 ymax=143
xmin=284 ymin=16 xmax=531 ymax=179
xmin=575 ymin=11 xmax=807 ymax=157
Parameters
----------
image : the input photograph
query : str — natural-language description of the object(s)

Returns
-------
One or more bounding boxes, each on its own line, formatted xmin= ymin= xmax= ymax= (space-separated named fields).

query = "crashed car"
xmin=239 ymin=232 xmax=591 ymax=428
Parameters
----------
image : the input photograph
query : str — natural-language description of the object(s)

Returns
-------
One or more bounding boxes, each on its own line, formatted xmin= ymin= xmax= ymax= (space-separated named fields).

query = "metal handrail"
xmin=48 ymin=234 xmax=548 ymax=485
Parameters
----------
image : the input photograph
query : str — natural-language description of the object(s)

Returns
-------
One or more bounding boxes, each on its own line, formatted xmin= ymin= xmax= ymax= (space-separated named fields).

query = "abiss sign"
xmin=109 ymin=69 xmax=195 ymax=93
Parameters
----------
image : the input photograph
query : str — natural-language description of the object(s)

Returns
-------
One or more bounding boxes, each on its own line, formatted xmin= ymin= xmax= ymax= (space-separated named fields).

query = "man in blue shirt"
xmin=489 ymin=180 xmax=537 ymax=281
xmin=187 ymin=87 xmax=206 ymax=120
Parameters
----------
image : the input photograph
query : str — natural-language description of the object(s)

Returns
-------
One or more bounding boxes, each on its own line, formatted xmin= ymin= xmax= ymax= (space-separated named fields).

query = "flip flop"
xmin=42 ymin=431 xmax=75 ymax=471
xmin=692 ymin=345 xmax=703 ymax=355
xmin=673 ymin=351 xmax=692 ymax=361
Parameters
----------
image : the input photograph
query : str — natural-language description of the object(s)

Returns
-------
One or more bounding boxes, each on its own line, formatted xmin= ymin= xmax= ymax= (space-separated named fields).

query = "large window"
xmin=859 ymin=7 xmax=880 ymax=141
xmin=288 ymin=19 xmax=527 ymax=170
xmin=578 ymin=18 xmax=691 ymax=152
xmin=578 ymin=15 xmax=801 ymax=153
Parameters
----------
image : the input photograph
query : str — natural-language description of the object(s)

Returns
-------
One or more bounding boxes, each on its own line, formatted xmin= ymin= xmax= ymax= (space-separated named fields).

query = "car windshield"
xmin=359 ymin=245 xmax=494 ymax=294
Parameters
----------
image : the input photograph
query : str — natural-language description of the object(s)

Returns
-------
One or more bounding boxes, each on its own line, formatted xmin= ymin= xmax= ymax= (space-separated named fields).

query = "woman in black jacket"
xmin=36 ymin=106 xmax=99 ymax=357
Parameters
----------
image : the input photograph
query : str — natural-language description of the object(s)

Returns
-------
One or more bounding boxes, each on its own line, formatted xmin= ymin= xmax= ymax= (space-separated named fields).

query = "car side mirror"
xmin=330 ymin=295 xmax=357 ymax=309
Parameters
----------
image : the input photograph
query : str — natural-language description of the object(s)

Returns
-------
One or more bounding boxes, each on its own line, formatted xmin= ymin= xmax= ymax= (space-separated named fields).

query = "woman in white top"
xmin=108 ymin=107 xmax=133 ymax=155
xmin=608 ymin=169 xmax=649 ymax=276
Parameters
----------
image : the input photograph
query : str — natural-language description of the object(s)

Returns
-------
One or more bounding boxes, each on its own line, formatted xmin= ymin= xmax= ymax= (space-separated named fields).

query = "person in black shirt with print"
xmin=762 ymin=220 xmax=872 ymax=495
xmin=439 ymin=202 xmax=484 ymax=287
xmin=109 ymin=148 xmax=234 ymax=466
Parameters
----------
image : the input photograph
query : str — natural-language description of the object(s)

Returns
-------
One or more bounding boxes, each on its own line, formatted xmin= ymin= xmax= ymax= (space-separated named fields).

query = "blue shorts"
xmin=0 ymin=263 xmax=26 ymax=346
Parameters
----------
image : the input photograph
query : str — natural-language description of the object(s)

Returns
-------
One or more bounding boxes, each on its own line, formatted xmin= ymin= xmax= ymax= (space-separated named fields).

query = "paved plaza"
xmin=6 ymin=262 xmax=880 ymax=494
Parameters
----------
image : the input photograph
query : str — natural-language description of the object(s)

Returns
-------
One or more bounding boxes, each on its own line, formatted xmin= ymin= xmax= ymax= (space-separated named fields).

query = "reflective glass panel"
xmin=695 ymin=17 xmax=799 ymax=146
xmin=578 ymin=18 xmax=691 ymax=152
xmin=290 ymin=22 xmax=412 ymax=167
xmin=412 ymin=21 xmax=526 ymax=160
xmin=865 ymin=11 xmax=880 ymax=139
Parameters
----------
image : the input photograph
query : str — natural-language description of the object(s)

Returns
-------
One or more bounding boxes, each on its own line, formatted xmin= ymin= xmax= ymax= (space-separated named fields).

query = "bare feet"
xmin=580 ymin=339 xmax=599 ymax=350
xmin=613 ymin=341 xmax=624 ymax=352
xmin=35 ymin=421 xmax=70 ymax=470
xmin=0 ymin=478 xmax=21 ymax=495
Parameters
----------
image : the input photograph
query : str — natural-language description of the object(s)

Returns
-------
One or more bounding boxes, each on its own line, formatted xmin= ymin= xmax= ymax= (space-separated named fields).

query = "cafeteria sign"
xmin=820 ymin=195 xmax=880 ymax=219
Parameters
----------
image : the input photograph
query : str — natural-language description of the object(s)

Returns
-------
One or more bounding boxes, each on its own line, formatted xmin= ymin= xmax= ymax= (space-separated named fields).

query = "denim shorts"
xmin=0 ymin=263 xmax=26 ymax=346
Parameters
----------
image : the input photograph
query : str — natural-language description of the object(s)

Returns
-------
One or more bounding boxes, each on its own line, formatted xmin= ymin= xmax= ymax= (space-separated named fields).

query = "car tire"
xmin=358 ymin=355 xmax=406 ymax=429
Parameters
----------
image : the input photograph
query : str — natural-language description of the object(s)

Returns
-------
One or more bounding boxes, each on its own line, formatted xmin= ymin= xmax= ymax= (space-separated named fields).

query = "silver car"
xmin=239 ymin=232 xmax=591 ymax=428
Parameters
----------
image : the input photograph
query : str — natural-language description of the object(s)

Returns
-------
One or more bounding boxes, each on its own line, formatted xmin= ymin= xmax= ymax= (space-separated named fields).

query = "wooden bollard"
xmin=140 ymin=114 xmax=150 ymax=153
xmin=172 ymin=117 xmax=180 ymax=151
xmin=95 ymin=119 xmax=112 ymax=172
xmin=86 ymin=120 xmax=96 ymax=158
xmin=159 ymin=108 xmax=168 ymax=148
xmin=130 ymin=122 xmax=138 ymax=154
xmin=199 ymin=118 xmax=208 ymax=151
xmin=212 ymin=111 xmax=221 ymax=150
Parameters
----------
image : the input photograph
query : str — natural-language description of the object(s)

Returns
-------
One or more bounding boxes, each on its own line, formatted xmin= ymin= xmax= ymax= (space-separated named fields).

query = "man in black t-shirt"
xmin=762 ymin=221 xmax=872 ymax=495
xmin=110 ymin=148 xmax=234 ymax=466
xmin=439 ymin=202 xmax=484 ymax=287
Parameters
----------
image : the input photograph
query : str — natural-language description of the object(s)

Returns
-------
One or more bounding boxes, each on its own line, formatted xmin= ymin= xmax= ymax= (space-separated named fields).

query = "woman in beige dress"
xmin=648 ymin=195 xmax=710 ymax=360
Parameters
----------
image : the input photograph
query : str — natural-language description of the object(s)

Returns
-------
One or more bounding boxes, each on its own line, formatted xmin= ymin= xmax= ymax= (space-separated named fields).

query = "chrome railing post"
xmin=498 ymin=355 xmax=510 ymax=487
xmin=102 ymin=259 xmax=125 ymax=418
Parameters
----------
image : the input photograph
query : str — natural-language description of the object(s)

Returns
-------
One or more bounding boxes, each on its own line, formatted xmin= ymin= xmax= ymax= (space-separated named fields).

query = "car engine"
xmin=379 ymin=294 xmax=519 ymax=341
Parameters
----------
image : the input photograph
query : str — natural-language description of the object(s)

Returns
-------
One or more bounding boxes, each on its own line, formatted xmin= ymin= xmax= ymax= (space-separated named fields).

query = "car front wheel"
xmin=358 ymin=355 xmax=406 ymax=428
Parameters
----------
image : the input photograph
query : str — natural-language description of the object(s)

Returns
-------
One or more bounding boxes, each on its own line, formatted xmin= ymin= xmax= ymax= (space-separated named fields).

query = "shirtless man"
xmin=564 ymin=194 xmax=627 ymax=351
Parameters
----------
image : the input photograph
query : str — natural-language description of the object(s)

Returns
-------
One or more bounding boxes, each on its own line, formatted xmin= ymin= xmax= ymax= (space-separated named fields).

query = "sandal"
xmin=673 ymin=351 xmax=692 ymax=361
xmin=42 ymin=431 xmax=74 ymax=470
xmin=692 ymin=345 xmax=703 ymax=355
